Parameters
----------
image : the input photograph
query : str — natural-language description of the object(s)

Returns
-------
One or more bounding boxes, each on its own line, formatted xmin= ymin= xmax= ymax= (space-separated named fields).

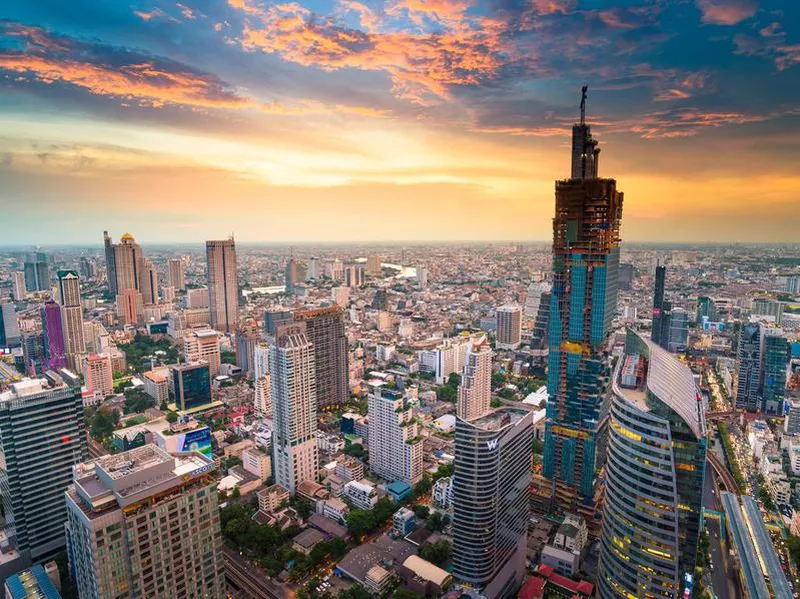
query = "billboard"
xmin=157 ymin=426 xmax=212 ymax=458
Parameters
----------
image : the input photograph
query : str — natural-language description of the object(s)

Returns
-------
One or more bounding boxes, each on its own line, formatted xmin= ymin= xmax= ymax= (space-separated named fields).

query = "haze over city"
xmin=1 ymin=0 xmax=799 ymax=243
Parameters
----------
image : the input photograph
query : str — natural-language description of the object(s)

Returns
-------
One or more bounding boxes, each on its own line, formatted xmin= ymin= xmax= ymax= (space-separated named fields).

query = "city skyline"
xmin=1 ymin=0 xmax=799 ymax=244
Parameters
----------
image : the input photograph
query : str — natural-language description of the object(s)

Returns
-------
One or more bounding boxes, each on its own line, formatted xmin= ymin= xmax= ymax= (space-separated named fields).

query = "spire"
xmin=580 ymin=85 xmax=588 ymax=126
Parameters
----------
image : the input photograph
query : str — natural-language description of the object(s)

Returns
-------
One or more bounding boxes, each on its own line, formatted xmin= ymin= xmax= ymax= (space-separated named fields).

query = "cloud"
xmin=734 ymin=25 xmax=800 ymax=71
xmin=696 ymin=0 xmax=757 ymax=25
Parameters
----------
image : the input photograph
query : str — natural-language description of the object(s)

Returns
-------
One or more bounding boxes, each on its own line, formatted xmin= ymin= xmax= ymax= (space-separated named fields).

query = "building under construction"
xmin=531 ymin=88 xmax=624 ymax=526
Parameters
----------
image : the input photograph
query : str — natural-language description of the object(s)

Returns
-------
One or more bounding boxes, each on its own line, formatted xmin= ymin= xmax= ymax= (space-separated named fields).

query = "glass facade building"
xmin=598 ymin=329 xmax=707 ymax=599
xmin=171 ymin=362 xmax=212 ymax=411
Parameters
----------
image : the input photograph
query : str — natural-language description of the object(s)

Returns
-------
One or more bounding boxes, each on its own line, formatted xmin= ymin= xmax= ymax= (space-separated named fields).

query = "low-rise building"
xmin=319 ymin=498 xmax=350 ymax=523
xmin=292 ymin=528 xmax=326 ymax=556
xmin=142 ymin=369 xmax=170 ymax=404
xmin=336 ymin=456 xmax=365 ymax=482
xmin=432 ymin=477 xmax=452 ymax=509
xmin=393 ymin=507 xmax=416 ymax=537
xmin=343 ymin=480 xmax=378 ymax=510
xmin=258 ymin=484 xmax=290 ymax=513
xmin=242 ymin=447 xmax=272 ymax=482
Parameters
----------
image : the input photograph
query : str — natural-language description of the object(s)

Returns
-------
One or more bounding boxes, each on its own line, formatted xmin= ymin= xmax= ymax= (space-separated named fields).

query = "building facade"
xmin=651 ymin=264 xmax=671 ymax=350
xmin=452 ymin=407 xmax=534 ymax=599
xmin=171 ymin=362 xmax=213 ymax=412
xmin=457 ymin=334 xmax=492 ymax=421
xmin=495 ymin=305 xmax=522 ymax=350
xmin=184 ymin=329 xmax=222 ymax=377
xmin=367 ymin=384 xmax=423 ymax=485
xmin=57 ymin=270 xmax=86 ymax=360
xmin=206 ymin=238 xmax=238 ymax=334
xmin=598 ymin=330 xmax=707 ymax=599
xmin=294 ymin=306 xmax=349 ymax=412
xmin=168 ymin=258 xmax=186 ymax=291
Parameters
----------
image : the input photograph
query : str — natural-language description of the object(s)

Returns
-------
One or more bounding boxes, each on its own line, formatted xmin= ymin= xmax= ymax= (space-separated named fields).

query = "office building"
xmin=64 ymin=445 xmax=225 ymax=599
xmin=171 ymin=362 xmax=213 ymax=412
xmin=598 ymin=329 xmax=706 ymax=599
xmin=168 ymin=258 xmax=186 ymax=291
xmin=183 ymin=329 xmax=221 ymax=377
xmin=736 ymin=321 xmax=789 ymax=413
xmin=0 ymin=371 xmax=87 ymax=565
xmin=56 ymin=270 xmax=85 ymax=357
xmin=524 ymin=281 xmax=551 ymax=319
xmin=785 ymin=399 xmax=800 ymax=435
xmin=270 ymin=323 xmax=318 ymax=494
xmin=536 ymin=89 xmax=623 ymax=517
xmin=12 ymin=271 xmax=26 ymax=301
xmin=345 ymin=264 xmax=364 ymax=288
xmin=294 ymin=306 xmax=349 ymax=412
xmin=79 ymin=256 xmax=96 ymax=280
xmin=235 ymin=325 xmax=260 ymax=379
xmin=83 ymin=353 xmax=113 ymax=399
xmin=116 ymin=288 xmax=143 ymax=325
xmin=264 ymin=309 xmax=294 ymax=337
xmin=22 ymin=331 xmax=46 ymax=374
xmin=651 ymin=264 xmax=671 ymax=350
xmin=186 ymin=288 xmax=209 ymax=309
xmin=109 ymin=232 xmax=144 ymax=293
xmin=24 ymin=257 xmax=49 ymax=293
xmin=0 ymin=300 xmax=21 ymax=349
xmin=206 ymin=238 xmax=238 ymax=334
xmin=696 ymin=296 xmax=717 ymax=323
xmin=367 ymin=383 xmax=423 ymax=485
xmin=366 ymin=255 xmax=382 ymax=276
xmin=753 ymin=297 xmax=785 ymax=324
xmin=139 ymin=258 xmax=158 ymax=305
xmin=103 ymin=230 xmax=117 ymax=294
xmin=41 ymin=300 xmax=67 ymax=370
xmin=452 ymin=407 xmax=534 ymax=599
xmin=495 ymin=305 xmax=522 ymax=350
xmin=285 ymin=258 xmax=302 ymax=294
xmin=668 ymin=308 xmax=689 ymax=352
xmin=142 ymin=369 xmax=170 ymax=405
xmin=242 ymin=447 xmax=272 ymax=481
xmin=457 ymin=334 xmax=492 ymax=421
xmin=762 ymin=329 xmax=790 ymax=414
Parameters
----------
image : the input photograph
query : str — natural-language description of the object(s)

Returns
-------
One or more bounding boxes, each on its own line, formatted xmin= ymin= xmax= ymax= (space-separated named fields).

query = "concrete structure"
xmin=242 ymin=447 xmax=272 ymax=481
xmin=452 ymin=407 xmax=534 ymax=599
xmin=367 ymin=384 xmax=423 ymax=485
xmin=495 ymin=305 xmax=522 ymax=350
xmin=82 ymin=354 xmax=113 ymax=399
xmin=785 ymin=398 xmax=800 ymax=435
xmin=206 ymin=237 xmax=238 ymax=334
xmin=270 ymin=323 xmax=318 ymax=494
xmin=64 ymin=445 xmax=224 ymax=599
xmin=343 ymin=480 xmax=378 ymax=510
xmin=183 ymin=328 xmax=221 ymax=377
xmin=142 ymin=369 xmax=169 ymax=405
xmin=4 ymin=562 xmax=61 ymax=598
xmin=335 ymin=456 xmax=365 ymax=482
xmin=116 ymin=289 xmax=143 ymax=326
xmin=167 ymin=258 xmax=186 ymax=291
xmin=457 ymin=333 xmax=492 ymax=421
xmin=139 ymin=258 xmax=158 ymax=305
xmin=393 ymin=507 xmax=416 ymax=536
xmin=651 ymin=264 xmax=671 ymax=350
xmin=294 ymin=306 xmax=349 ymax=412
xmin=432 ymin=477 xmax=452 ymax=509
xmin=0 ymin=372 xmax=87 ymax=566
xmin=12 ymin=271 xmax=26 ymax=301
xmin=598 ymin=330 xmax=707 ymax=599
xmin=170 ymin=362 xmax=213 ymax=412
xmin=56 ymin=270 xmax=85 ymax=359
xmin=258 ymin=484 xmax=290 ymax=513
xmin=40 ymin=300 xmax=66 ymax=370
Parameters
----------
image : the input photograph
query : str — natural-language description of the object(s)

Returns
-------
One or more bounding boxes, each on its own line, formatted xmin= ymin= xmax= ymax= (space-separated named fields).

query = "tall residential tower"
xmin=206 ymin=238 xmax=238 ymax=334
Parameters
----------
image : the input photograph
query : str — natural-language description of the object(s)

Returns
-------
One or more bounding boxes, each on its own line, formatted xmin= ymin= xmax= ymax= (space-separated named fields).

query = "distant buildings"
xmin=206 ymin=237 xmax=238 ymax=334
xmin=65 ymin=445 xmax=225 ymax=599
xmin=271 ymin=323 xmax=319 ymax=494
xmin=457 ymin=334 xmax=492 ymax=421
xmin=668 ymin=308 xmax=689 ymax=352
xmin=41 ymin=300 xmax=66 ymax=369
xmin=12 ymin=271 xmax=26 ymax=300
xmin=294 ymin=306 xmax=349 ymax=412
xmin=56 ymin=270 xmax=86 ymax=365
xmin=495 ymin=305 xmax=522 ymax=350
xmin=366 ymin=255 xmax=382 ymax=276
xmin=168 ymin=257 xmax=186 ymax=291
xmin=367 ymin=384 xmax=423 ymax=485
xmin=0 ymin=372 xmax=87 ymax=567
xmin=598 ymin=330 xmax=706 ymax=598
xmin=452 ymin=407 xmax=534 ymax=598
xmin=651 ymin=264 xmax=671 ymax=350
xmin=735 ymin=321 xmax=789 ymax=413
xmin=0 ymin=300 xmax=21 ymax=349
xmin=23 ymin=254 xmax=49 ymax=292
xmin=285 ymin=258 xmax=303 ymax=294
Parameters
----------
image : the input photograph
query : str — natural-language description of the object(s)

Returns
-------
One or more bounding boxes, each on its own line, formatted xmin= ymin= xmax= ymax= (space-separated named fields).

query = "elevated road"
xmin=222 ymin=546 xmax=292 ymax=599
xmin=708 ymin=452 xmax=738 ymax=495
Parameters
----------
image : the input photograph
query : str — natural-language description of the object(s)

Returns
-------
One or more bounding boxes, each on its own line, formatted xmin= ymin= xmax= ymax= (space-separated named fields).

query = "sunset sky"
xmin=0 ymin=0 xmax=798 ymax=245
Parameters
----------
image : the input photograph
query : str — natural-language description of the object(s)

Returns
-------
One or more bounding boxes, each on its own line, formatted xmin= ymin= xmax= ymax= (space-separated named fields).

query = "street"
xmin=703 ymin=456 xmax=741 ymax=599
xmin=222 ymin=546 xmax=293 ymax=599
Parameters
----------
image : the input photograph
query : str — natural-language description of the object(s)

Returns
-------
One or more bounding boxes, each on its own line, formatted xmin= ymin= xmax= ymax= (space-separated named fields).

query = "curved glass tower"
xmin=598 ymin=329 xmax=706 ymax=598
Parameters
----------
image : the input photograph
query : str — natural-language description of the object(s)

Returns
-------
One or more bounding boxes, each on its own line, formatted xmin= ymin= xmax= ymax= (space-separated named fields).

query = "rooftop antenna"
xmin=580 ymin=85 xmax=588 ymax=126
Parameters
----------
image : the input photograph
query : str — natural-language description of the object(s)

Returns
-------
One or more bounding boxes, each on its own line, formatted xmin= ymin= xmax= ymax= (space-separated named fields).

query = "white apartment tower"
xmin=496 ymin=305 xmax=522 ymax=350
xmin=270 ymin=323 xmax=318 ymax=494
xmin=458 ymin=334 xmax=492 ymax=421
xmin=57 ymin=270 xmax=86 ymax=357
xmin=206 ymin=237 xmax=238 ymax=334
xmin=367 ymin=383 xmax=423 ymax=485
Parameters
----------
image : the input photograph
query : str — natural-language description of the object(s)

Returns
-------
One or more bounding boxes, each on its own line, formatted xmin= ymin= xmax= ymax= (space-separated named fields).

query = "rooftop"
xmin=4 ymin=564 xmax=61 ymax=599
xmin=468 ymin=406 xmax=531 ymax=432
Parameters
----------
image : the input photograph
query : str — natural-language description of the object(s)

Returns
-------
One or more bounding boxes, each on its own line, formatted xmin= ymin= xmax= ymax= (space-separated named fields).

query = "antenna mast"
xmin=580 ymin=85 xmax=588 ymax=126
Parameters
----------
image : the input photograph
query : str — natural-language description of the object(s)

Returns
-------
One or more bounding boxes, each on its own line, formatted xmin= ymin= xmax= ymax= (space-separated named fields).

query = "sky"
xmin=0 ymin=0 xmax=798 ymax=245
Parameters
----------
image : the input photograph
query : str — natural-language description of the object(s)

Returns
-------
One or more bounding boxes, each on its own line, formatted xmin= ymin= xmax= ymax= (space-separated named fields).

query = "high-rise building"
xmin=345 ymin=264 xmax=364 ymax=288
xmin=64 ymin=445 xmax=225 ymax=599
xmin=139 ymin=257 xmax=159 ymax=305
xmin=416 ymin=266 xmax=428 ymax=290
xmin=264 ymin=309 xmax=295 ymax=337
xmin=79 ymin=256 xmax=96 ymax=280
xmin=0 ymin=371 xmax=87 ymax=565
xmin=22 ymin=331 xmax=46 ymax=375
xmin=183 ymin=329 xmax=222 ymax=377
xmin=24 ymin=256 xmax=49 ymax=293
xmin=367 ymin=383 xmax=423 ymax=485
xmin=294 ymin=306 xmax=349 ymax=412
xmin=524 ymin=281 xmax=551 ymax=319
xmin=457 ymin=334 xmax=492 ymax=421
xmin=103 ymin=230 xmax=117 ymax=294
xmin=41 ymin=300 xmax=67 ymax=370
xmin=531 ymin=291 xmax=551 ymax=350
xmin=171 ymin=362 xmax=213 ymax=412
xmin=452 ymin=407 xmax=534 ymax=599
xmin=56 ymin=270 xmax=86 ymax=358
xmin=495 ymin=305 xmax=522 ymax=350
xmin=651 ymin=264 xmax=671 ymax=350
xmin=168 ymin=258 xmax=186 ymax=291
xmin=736 ymin=322 xmax=762 ymax=412
xmin=752 ymin=297 xmax=785 ymax=324
xmin=536 ymin=88 xmax=624 ymax=517
xmin=270 ymin=323 xmax=318 ymax=494
xmin=598 ymin=329 xmax=706 ymax=599
xmin=206 ymin=238 xmax=238 ymax=334
xmin=113 ymin=233 xmax=144 ymax=292
xmin=116 ymin=288 xmax=143 ymax=325
xmin=785 ymin=398 xmax=800 ymax=435
xmin=696 ymin=296 xmax=717 ymax=323
xmin=285 ymin=258 xmax=302 ymax=294
xmin=668 ymin=308 xmax=689 ymax=352
xmin=83 ymin=353 xmax=113 ymax=398
xmin=236 ymin=325 xmax=260 ymax=378
xmin=366 ymin=255 xmax=382 ymax=276
xmin=255 ymin=373 xmax=272 ymax=418
xmin=762 ymin=329 xmax=789 ymax=414
xmin=371 ymin=288 xmax=389 ymax=311
xmin=12 ymin=271 xmax=26 ymax=301
xmin=0 ymin=300 xmax=22 ymax=349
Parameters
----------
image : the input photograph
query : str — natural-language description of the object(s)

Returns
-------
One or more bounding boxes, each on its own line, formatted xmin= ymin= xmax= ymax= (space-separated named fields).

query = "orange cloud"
xmin=696 ymin=0 xmax=757 ymax=25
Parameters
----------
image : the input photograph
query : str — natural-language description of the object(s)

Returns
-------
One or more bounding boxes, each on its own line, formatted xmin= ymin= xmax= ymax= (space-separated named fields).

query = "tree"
xmin=166 ymin=411 xmax=179 ymax=423
xmin=419 ymin=539 xmax=452 ymax=567
xmin=123 ymin=387 xmax=156 ymax=414
xmin=221 ymin=350 xmax=237 ymax=365
xmin=337 ymin=587 xmax=373 ymax=599
xmin=392 ymin=589 xmax=425 ymax=599
xmin=231 ymin=488 xmax=241 ymax=500
xmin=426 ymin=511 xmax=450 ymax=532
xmin=414 ymin=476 xmax=432 ymax=497
xmin=435 ymin=385 xmax=457 ymax=403
xmin=446 ymin=373 xmax=461 ymax=387
xmin=532 ymin=439 xmax=544 ymax=455
xmin=90 ymin=408 xmax=118 ymax=441
xmin=413 ymin=505 xmax=430 ymax=519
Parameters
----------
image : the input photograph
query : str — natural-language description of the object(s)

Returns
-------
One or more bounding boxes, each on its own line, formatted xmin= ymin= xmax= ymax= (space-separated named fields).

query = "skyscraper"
xmin=0 ymin=300 xmax=21 ymax=349
xmin=103 ymin=230 xmax=117 ymax=294
xmin=0 ymin=371 xmax=87 ymax=565
xmin=668 ymin=308 xmax=689 ymax=352
xmin=598 ymin=329 xmax=706 ymax=598
xmin=168 ymin=257 xmax=186 ymax=291
xmin=270 ymin=323 xmax=318 ymax=494
xmin=294 ymin=306 xmax=349 ymax=412
xmin=65 ymin=445 xmax=225 ymax=599
xmin=284 ymin=258 xmax=302 ymax=294
xmin=41 ymin=300 xmax=67 ymax=370
xmin=184 ymin=329 xmax=222 ymax=377
xmin=651 ymin=264 xmax=672 ymax=350
xmin=535 ymin=88 xmax=624 ymax=516
xmin=452 ymin=407 xmax=534 ymax=599
xmin=495 ymin=305 xmax=522 ymax=350
xmin=762 ymin=328 xmax=789 ymax=414
xmin=457 ymin=334 xmax=492 ymax=421
xmin=171 ymin=362 xmax=213 ymax=412
xmin=139 ymin=257 xmax=159 ymax=305
xmin=367 ymin=383 xmax=423 ymax=485
xmin=56 ymin=270 xmax=86 ymax=358
xmin=113 ymin=232 xmax=143 ymax=292
xmin=117 ymin=288 xmax=143 ymax=325
xmin=23 ymin=257 xmax=49 ymax=293
xmin=236 ymin=324 xmax=260 ymax=378
xmin=12 ymin=271 xmax=26 ymax=301
xmin=206 ymin=238 xmax=238 ymax=334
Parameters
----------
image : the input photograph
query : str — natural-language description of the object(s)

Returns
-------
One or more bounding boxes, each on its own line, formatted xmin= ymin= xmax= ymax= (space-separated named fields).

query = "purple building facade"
xmin=41 ymin=300 xmax=67 ymax=370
